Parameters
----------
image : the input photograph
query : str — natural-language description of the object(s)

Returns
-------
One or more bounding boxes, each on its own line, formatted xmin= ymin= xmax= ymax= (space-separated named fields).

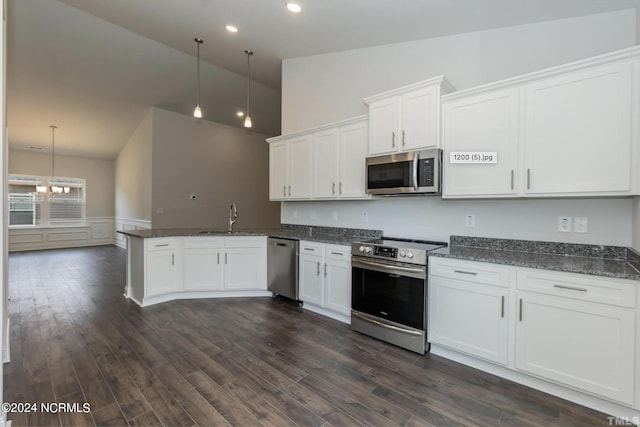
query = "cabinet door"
xmin=429 ymin=277 xmax=508 ymax=365
xmin=442 ymin=88 xmax=520 ymax=197
xmin=402 ymin=86 xmax=439 ymax=150
xmin=269 ymin=140 xmax=289 ymax=200
xmin=224 ymin=248 xmax=264 ymax=290
xmin=183 ymin=248 xmax=223 ymax=291
xmin=299 ymin=254 xmax=323 ymax=306
xmin=523 ymin=61 xmax=633 ymax=195
xmin=339 ymin=121 xmax=369 ymax=199
xmin=146 ymin=250 xmax=176 ymax=297
xmin=368 ymin=97 xmax=400 ymax=155
xmin=289 ymin=134 xmax=313 ymax=199
xmin=515 ymin=292 xmax=635 ymax=404
xmin=324 ymin=258 xmax=351 ymax=315
xmin=312 ymin=128 xmax=340 ymax=198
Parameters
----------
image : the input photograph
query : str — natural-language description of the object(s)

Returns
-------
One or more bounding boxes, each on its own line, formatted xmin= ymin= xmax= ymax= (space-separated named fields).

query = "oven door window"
xmin=352 ymin=267 xmax=425 ymax=329
xmin=367 ymin=161 xmax=411 ymax=189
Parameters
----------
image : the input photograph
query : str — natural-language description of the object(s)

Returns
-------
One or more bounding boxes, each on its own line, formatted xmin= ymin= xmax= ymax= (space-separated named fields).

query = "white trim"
xmin=114 ymin=217 xmax=152 ymax=249
xmin=8 ymin=217 xmax=115 ymax=252
xmin=129 ymin=290 xmax=272 ymax=307
xmin=363 ymin=75 xmax=455 ymax=103
xmin=301 ymin=303 xmax=350 ymax=324
xmin=2 ymin=317 xmax=9 ymax=363
xmin=431 ymin=344 xmax=640 ymax=422
xmin=266 ymin=115 xmax=367 ymax=143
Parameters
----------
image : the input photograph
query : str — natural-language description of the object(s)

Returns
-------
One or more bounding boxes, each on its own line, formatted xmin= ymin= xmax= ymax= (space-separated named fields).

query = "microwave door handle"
xmin=412 ymin=152 xmax=419 ymax=191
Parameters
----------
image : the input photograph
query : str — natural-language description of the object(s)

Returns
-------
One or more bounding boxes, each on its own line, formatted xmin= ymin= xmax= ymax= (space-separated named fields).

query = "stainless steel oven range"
xmin=351 ymin=238 xmax=447 ymax=354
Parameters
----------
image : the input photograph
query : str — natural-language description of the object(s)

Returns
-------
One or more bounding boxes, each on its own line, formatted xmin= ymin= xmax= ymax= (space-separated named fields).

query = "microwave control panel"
xmin=418 ymin=158 xmax=435 ymax=187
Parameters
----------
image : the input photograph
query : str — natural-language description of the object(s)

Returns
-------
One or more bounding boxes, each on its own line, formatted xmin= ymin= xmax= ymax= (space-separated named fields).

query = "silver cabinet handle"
xmin=283 ymin=185 xmax=286 ymax=197
xmin=553 ymin=284 xmax=587 ymax=292
xmin=217 ymin=252 xmax=220 ymax=265
xmin=332 ymin=182 xmax=336 ymax=195
xmin=339 ymin=182 xmax=342 ymax=195
xmin=155 ymin=243 xmax=169 ymax=247
xmin=288 ymin=185 xmax=291 ymax=196
xmin=171 ymin=253 xmax=174 ymax=266
xmin=402 ymin=130 xmax=406 ymax=146
xmin=454 ymin=269 xmax=477 ymax=275
xmin=324 ymin=263 xmax=327 ymax=277
xmin=519 ymin=298 xmax=523 ymax=322
xmin=501 ymin=295 xmax=505 ymax=318
xmin=317 ymin=261 xmax=320 ymax=276
xmin=526 ymin=169 xmax=531 ymax=190
xmin=392 ymin=131 xmax=396 ymax=147
xmin=510 ymin=170 xmax=514 ymax=190
xmin=304 ymin=247 xmax=315 ymax=252
xmin=330 ymin=251 xmax=343 ymax=256
xmin=225 ymin=252 xmax=228 ymax=264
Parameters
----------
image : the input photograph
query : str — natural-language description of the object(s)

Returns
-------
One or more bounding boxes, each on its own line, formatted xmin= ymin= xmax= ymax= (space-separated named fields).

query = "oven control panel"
xmin=356 ymin=245 xmax=417 ymax=260
xmin=373 ymin=246 xmax=397 ymax=258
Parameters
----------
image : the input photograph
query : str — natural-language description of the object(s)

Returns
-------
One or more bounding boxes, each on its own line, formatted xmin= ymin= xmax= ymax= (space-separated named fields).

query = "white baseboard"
xmin=301 ymin=303 xmax=350 ymax=324
xmin=126 ymin=290 xmax=272 ymax=307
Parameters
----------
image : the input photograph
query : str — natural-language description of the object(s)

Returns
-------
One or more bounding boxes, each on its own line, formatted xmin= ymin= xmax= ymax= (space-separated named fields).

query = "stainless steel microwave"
xmin=365 ymin=149 xmax=442 ymax=195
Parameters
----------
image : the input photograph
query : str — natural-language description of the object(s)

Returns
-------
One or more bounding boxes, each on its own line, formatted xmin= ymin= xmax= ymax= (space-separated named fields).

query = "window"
xmin=8 ymin=175 xmax=86 ymax=227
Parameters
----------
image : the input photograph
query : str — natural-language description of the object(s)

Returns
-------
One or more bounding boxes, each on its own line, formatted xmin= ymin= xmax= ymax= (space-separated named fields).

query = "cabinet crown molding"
xmin=363 ymin=75 xmax=455 ymax=104
xmin=266 ymin=115 xmax=367 ymax=144
xmin=443 ymin=45 xmax=640 ymax=102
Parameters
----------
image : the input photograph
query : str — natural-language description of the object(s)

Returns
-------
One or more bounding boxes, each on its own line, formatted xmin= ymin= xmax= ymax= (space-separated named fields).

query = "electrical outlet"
xmin=361 ymin=212 xmax=369 ymax=223
xmin=465 ymin=214 xmax=475 ymax=228
xmin=558 ymin=216 xmax=572 ymax=233
xmin=574 ymin=217 xmax=588 ymax=233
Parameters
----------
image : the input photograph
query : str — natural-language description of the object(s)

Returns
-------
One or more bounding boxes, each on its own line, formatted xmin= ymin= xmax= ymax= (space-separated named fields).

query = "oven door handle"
xmin=352 ymin=259 xmax=425 ymax=276
xmin=352 ymin=311 xmax=423 ymax=336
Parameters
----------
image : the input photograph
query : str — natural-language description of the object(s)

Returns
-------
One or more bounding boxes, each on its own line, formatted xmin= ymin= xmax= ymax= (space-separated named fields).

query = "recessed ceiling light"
xmin=237 ymin=111 xmax=244 ymax=117
xmin=286 ymin=2 xmax=302 ymax=13
xmin=226 ymin=25 xmax=239 ymax=33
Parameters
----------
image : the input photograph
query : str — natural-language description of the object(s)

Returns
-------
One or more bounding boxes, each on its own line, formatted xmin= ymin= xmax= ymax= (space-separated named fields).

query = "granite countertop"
xmin=429 ymin=236 xmax=640 ymax=282
xmin=118 ymin=225 xmax=382 ymax=247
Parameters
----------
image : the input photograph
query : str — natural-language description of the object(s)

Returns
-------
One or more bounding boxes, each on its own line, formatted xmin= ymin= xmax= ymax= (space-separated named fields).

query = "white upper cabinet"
xmin=523 ymin=61 xmax=633 ymax=195
xmin=268 ymin=134 xmax=312 ymax=200
xmin=365 ymin=76 xmax=455 ymax=155
xmin=443 ymin=88 xmax=520 ymax=197
xmin=268 ymin=116 xmax=370 ymax=201
xmin=442 ymin=47 xmax=640 ymax=198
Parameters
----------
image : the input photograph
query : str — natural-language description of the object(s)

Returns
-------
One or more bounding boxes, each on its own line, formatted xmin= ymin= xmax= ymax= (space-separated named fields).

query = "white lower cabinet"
xmin=515 ymin=269 xmax=636 ymax=405
xmin=428 ymin=257 xmax=638 ymax=407
xmin=299 ymin=241 xmax=351 ymax=322
xmin=145 ymin=238 xmax=179 ymax=297
xmin=183 ymin=237 xmax=224 ymax=291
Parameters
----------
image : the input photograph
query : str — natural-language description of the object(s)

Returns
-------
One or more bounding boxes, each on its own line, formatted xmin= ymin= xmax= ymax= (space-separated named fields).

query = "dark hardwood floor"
xmin=4 ymin=245 xmax=611 ymax=426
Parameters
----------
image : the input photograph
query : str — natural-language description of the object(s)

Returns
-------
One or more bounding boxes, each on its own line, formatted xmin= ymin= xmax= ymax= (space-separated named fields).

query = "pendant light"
xmin=244 ymin=50 xmax=253 ymax=128
xmin=47 ymin=125 xmax=70 ymax=194
xmin=193 ymin=38 xmax=204 ymax=118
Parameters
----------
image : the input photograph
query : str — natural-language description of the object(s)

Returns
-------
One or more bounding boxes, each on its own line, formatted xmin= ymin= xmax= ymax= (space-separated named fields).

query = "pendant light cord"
xmin=195 ymin=38 xmax=203 ymax=107
xmin=50 ymin=125 xmax=57 ymax=183
xmin=245 ymin=50 xmax=253 ymax=126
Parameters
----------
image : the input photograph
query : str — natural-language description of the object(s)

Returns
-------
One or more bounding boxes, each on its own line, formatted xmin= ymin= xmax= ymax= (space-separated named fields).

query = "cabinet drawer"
xmin=224 ymin=236 xmax=266 ymax=248
xmin=146 ymin=238 xmax=176 ymax=251
xmin=183 ymin=236 xmax=223 ymax=249
xmin=429 ymin=257 xmax=510 ymax=288
xmin=516 ymin=269 xmax=636 ymax=308
xmin=300 ymin=240 xmax=324 ymax=256
xmin=325 ymin=245 xmax=350 ymax=261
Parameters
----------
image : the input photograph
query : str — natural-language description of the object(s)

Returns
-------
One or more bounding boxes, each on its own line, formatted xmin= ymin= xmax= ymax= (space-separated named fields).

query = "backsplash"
xmin=281 ymin=224 xmax=382 ymax=239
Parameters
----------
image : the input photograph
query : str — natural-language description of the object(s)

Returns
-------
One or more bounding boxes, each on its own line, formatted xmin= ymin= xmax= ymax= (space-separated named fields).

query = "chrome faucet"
xmin=228 ymin=203 xmax=238 ymax=233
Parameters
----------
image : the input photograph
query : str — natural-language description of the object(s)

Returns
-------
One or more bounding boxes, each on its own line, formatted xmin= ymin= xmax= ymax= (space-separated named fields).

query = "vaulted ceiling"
xmin=7 ymin=0 xmax=638 ymax=159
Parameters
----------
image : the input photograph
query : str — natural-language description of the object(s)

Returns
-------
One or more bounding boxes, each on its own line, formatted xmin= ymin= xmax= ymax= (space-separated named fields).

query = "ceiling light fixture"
xmin=237 ymin=111 xmax=244 ymax=117
xmin=244 ymin=50 xmax=253 ymax=128
xmin=225 ymin=25 xmax=239 ymax=33
xmin=286 ymin=2 xmax=302 ymax=13
xmin=39 ymin=125 xmax=69 ymax=194
xmin=193 ymin=37 xmax=204 ymax=118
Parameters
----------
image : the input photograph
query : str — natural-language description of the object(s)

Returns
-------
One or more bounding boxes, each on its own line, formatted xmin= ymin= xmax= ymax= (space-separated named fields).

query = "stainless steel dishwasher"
xmin=267 ymin=237 xmax=300 ymax=302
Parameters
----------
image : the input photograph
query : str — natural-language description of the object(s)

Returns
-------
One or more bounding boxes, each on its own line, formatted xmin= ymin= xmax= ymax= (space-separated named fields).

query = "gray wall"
xmin=115 ymin=110 xmax=153 ymax=222
xmin=9 ymin=148 xmax=115 ymax=218
xmin=150 ymin=108 xmax=280 ymax=229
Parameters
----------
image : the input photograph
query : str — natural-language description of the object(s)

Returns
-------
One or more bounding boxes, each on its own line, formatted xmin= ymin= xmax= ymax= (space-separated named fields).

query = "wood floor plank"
xmin=4 ymin=246 xmax=614 ymax=427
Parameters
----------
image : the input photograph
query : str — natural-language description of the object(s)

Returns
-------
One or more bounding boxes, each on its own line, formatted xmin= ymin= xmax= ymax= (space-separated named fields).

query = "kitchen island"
xmin=118 ymin=225 xmax=381 ymax=307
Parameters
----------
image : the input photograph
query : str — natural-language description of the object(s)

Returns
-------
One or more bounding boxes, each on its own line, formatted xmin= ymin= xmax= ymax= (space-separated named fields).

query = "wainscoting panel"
xmin=114 ymin=217 xmax=152 ymax=249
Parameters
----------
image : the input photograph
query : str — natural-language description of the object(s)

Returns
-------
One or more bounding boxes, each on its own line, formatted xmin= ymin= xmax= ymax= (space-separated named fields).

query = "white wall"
xmin=115 ymin=109 xmax=152 ymax=222
xmin=633 ymin=197 xmax=640 ymax=250
xmin=282 ymin=198 xmax=633 ymax=246
xmin=282 ymin=9 xmax=635 ymax=133
xmin=151 ymin=108 xmax=280 ymax=229
xmin=280 ymin=10 xmax=637 ymax=247
xmin=9 ymin=148 xmax=115 ymax=217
